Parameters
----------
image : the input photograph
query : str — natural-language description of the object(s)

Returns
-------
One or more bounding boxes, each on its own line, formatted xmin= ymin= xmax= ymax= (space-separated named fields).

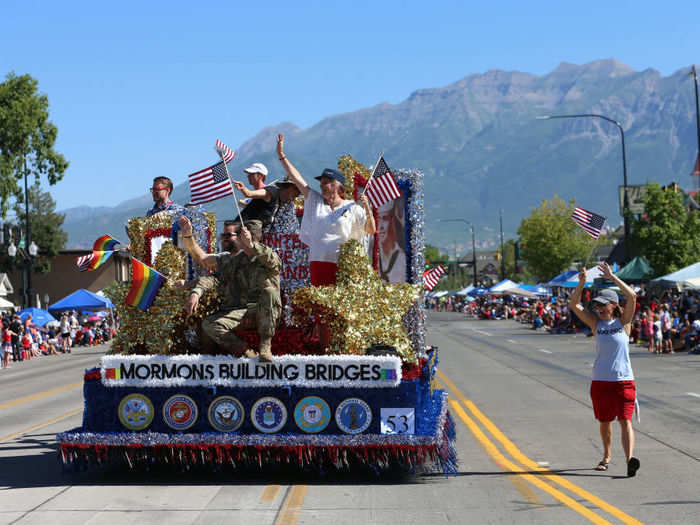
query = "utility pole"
xmin=499 ymin=209 xmax=505 ymax=281
xmin=691 ymin=65 xmax=700 ymax=191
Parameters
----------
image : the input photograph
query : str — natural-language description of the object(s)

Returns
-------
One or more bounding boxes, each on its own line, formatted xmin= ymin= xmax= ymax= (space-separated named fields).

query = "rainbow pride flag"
xmin=126 ymin=258 xmax=166 ymax=311
xmin=93 ymin=234 xmax=121 ymax=252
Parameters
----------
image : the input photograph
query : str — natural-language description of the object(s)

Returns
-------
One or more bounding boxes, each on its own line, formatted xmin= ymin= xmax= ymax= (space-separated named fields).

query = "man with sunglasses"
xmin=176 ymin=216 xmax=281 ymax=362
xmin=147 ymin=176 xmax=184 ymax=216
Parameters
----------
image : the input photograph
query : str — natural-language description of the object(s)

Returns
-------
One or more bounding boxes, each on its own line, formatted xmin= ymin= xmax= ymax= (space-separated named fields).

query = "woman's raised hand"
xmin=277 ymin=134 xmax=285 ymax=158
xmin=598 ymin=262 xmax=615 ymax=280
xmin=578 ymin=268 xmax=587 ymax=284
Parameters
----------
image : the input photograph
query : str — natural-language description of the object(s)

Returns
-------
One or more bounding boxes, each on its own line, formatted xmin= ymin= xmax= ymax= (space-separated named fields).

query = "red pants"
xmin=310 ymin=261 xmax=338 ymax=286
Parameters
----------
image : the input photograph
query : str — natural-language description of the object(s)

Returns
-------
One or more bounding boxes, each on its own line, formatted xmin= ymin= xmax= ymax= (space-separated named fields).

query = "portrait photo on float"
xmin=377 ymin=196 xmax=407 ymax=283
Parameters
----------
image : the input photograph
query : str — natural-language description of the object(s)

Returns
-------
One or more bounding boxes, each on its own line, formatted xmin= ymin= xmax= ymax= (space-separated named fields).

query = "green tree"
xmin=424 ymin=244 xmax=447 ymax=266
xmin=628 ymin=184 xmax=700 ymax=276
xmin=0 ymin=72 xmax=68 ymax=216
xmin=517 ymin=196 xmax=597 ymax=281
xmin=9 ymin=182 xmax=67 ymax=273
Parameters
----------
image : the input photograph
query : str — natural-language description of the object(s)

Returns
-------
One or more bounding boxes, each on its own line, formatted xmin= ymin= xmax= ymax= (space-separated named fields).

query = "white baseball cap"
xmin=244 ymin=162 xmax=268 ymax=177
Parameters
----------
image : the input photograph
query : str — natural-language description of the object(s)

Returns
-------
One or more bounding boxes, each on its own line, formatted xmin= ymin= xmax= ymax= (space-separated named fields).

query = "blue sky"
xmin=2 ymin=0 xmax=699 ymax=211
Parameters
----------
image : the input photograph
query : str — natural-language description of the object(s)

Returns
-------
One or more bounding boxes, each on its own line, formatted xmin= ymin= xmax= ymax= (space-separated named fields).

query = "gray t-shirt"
xmin=593 ymin=318 xmax=634 ymax=381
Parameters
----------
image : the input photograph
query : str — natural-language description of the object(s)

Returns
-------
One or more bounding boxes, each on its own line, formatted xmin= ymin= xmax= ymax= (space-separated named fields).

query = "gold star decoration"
xmin=292 ymin=239 xmax=421 ymax=363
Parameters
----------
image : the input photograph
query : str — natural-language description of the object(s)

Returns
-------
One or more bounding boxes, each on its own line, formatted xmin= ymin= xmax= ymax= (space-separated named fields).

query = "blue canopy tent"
xmin=455 ymin=285 xmax=475 ymax=296
xmin=18 ymin=307 xmax=57 ymax=326
xmin=519 ymin=284 xmax=551 ymax=296
xmin=544 ymin=270 xmax=578 ymax=287
xmin=468 ymin=286 xmax=488 ymax=297
xmin=48 ymin=289 xmax=114 ymax=313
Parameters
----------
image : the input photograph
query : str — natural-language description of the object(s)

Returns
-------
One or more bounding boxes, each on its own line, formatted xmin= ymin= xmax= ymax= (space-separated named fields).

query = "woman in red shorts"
xmin=569 ymin=263 xmax=640 ymax=477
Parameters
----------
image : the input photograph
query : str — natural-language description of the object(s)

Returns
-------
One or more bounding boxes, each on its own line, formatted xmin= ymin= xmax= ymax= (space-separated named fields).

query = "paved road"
xmin=1 ymin=315 xmax=698 ymax=524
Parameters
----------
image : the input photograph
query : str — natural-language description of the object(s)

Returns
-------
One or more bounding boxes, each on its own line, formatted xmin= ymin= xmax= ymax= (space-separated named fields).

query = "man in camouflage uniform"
xmin=178 ymin=217 xmax=281 ymax=361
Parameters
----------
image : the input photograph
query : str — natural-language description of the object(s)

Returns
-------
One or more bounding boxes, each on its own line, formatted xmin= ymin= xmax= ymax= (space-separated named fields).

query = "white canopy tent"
xmin=488 ymin=279 xmax=518 ymax=293
xmin=0 ymin=297 xmax=16 ymax=310
xmin=650 ymin=261 xmax=700 ymax=290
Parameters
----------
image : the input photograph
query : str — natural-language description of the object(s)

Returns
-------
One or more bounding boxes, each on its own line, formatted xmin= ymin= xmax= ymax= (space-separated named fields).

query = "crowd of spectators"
xmin=426 ymin=287 xmax=700 ymax=354
xmin=0 ymin=310 xmax=118 ymax=369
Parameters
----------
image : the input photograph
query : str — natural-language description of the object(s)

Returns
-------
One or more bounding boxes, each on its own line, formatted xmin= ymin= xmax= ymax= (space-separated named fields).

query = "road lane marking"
xmin=436 ymin=379 xmax=545 ymax=508
xmin=274 ymin=485 xmax=307 ymax=525
xmin=261 ymin=485 xmax=282 ymax=502
xmin=0 ymin=407 xmax=83 ymax=443
xmin=687 ymin=392 xmax=700 ymax=399
xmin=472 ymin=329 xmax=492 ymax=336
xmin=507 ymin=339 xmax=518 ymax=344
xmin=538 ymin=349 xmax=553 ymax=354
xmin=438 ymin=370 xmax=643 ymax=525
xmin=0 ymin=381 xmax=82 ymax=411
xmin=449 ymin=401 xmax=611 ymax=524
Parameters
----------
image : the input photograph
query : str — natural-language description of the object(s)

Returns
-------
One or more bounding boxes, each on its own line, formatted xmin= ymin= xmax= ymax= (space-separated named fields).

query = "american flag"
xmin=77 ymin=253 xmax=93 ymax=272
xmin=365 ymin=156 xmax=401 ymax=209
xmin=424 ymin=266 xmax=446 ymax=291
xmin=571 ymin=206 xmax=606 ymax=239
xmin=188 ymin=155 xmax=235 ymax=205
xmin=214 ymin=139 xmax=235 ymax=163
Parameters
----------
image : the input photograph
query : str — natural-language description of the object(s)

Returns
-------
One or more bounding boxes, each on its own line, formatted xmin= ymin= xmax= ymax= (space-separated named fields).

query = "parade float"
xmin=57 ymin=155 xmax=456 ymax=475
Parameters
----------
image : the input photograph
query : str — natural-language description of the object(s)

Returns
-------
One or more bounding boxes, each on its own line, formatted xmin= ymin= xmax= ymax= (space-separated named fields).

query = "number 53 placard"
xmin=380 ymin=408 xmax=415 ymax=435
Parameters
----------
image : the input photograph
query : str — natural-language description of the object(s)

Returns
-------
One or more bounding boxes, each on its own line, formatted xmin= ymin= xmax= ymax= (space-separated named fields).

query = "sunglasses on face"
xmin=220 ymin=232 xmax=237 ymax=239
xmin=150 ymin=187 xmax=168 ymax=192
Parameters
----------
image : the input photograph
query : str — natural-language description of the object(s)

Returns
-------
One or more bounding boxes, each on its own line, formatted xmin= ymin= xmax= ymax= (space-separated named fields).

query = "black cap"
xmin=315 ymin=168 xmax=345 ymax=185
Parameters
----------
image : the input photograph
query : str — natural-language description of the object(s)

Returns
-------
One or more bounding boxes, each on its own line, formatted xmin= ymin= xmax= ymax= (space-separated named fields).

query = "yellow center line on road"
xmin=274 ymin=485 xmax=308 ymax=525
xmin=438 ymin=370 xmax=644 ymax=525
xmin=449 ymin=401 xmax=611 ymax=524
xmin=435 ymin=379 xmax=545 ymax=509
xmin=260 ymin=484 xmax=282 ymax=502
xmin=0 ymin=407 xmax=83 ymax=443
xmin=0 ymin=381 xmax=83 ymax=411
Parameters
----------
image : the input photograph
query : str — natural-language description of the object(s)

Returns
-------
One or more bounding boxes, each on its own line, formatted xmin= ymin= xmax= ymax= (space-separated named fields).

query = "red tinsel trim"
xmin=144 ymin=227 xmax=173 ymax=266
xmin=402 ymin=357 xmax=427 ymax=380
xmin=234 ymin=327 xmax=315 ymax=356
xmin=84 ymin=369 xmax=101 ymax=381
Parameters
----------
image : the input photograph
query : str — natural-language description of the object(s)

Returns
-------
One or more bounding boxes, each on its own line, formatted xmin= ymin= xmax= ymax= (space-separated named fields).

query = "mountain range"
xmin=61 ymin=59 xmax=700 ymax=254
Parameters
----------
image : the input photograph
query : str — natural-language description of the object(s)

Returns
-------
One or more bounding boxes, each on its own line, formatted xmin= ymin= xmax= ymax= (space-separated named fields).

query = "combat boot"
xmin=259 ymin=338 xmax=273 ymax=362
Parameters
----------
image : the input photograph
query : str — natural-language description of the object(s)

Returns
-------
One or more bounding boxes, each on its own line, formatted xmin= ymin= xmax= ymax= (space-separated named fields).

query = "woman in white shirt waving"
xmin=277 ymin=134 xmax=375 ymax=286
xmin=569 ymin=263 xmax=640 ymax=477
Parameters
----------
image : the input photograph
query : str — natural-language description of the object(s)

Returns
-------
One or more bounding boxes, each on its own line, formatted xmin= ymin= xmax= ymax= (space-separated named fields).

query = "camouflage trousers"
xmin=200 ymin=287 xmax=281 ymax=356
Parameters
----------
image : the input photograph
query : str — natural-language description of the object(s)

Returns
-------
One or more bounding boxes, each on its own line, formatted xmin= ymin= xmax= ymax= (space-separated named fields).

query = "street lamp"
xmin=537 ymin=113 xmax=630 ymax=256
xmin=7 ymin=239 xmax=38 ymax=308
xmin=440 ymin=219 xmax=477 ymax=286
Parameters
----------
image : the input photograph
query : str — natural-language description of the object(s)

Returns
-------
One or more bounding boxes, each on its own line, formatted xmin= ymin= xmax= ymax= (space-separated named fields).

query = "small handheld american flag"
xmin=214 ymin=139 xmax=235 ymax=163
xmin=424 ymin=266 xmax=446 ymax=291
xmin=571 ymin=206 xmax=606 ymax=239
xmin=365 ymin=156 xmax=401 ymax=209
xmin=188 ymin=150 xmax=236 ymax=205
